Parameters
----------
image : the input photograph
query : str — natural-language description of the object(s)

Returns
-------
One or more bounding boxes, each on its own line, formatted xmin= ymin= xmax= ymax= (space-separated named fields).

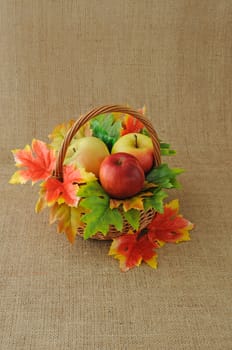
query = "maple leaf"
xmin=110 ymin=195 xmax=145 ymax=212
xmin=160 ymin=142 xmax=176 ymax=156
xmin=34 ymin=166 xmax=96 ymax=213
xmin=49 ymin=202 xmax=85 ymax=243
xmin=77 ymin=181 xmax=123 ymax=239
xmin=35 ymin=185 xmax=48 ymax=213
xmin=43 ymin=165 xmax=83 ymax=206
xmin=146 ymin=163 xmax=184 ymax=189
xmin=109 ymin=230 xmax=158 ymax=272
xmin=147 ymin=199 xmax=194 ymax=244
xmin=109 ymin=182 xmax=157 ymax=212
xmin=78 ymin=168 xmax=97 ymax=183
xmin=48 ymin=120 xmax=75 ymax=151
xmin=90 ymin=113 xmax=122 ymax=151
xmin=123 ymin=209 xmax=140 ymax=231
xmin=9 ymin=139 xmax=56 ymax=184
xmin=109 ymin=183 xmax=165 ymax=231
xmin=143 ymin=188 xmax=168 ymax=213
xmin=110 ymin=194 xmax=156 ymax=232
xmin=121 ymin=115 xmax=144 ymax=136
xmin=49 ymin=119 xmax=92 ymax=152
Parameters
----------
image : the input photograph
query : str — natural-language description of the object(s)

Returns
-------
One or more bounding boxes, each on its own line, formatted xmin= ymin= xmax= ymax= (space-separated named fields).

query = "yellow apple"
xmin=67 ymin=137 xmax=109 ymax=177
xmin=111 ymin=133 xmax=154 ymax=173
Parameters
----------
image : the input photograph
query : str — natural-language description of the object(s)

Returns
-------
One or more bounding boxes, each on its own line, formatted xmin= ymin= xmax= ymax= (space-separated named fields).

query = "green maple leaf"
xmin=80 ymin=197 xmax=123 ymax=239
xmin=90 ymin=114 xmax=122 ymax=151
xmin=123 ymin=209 xmax=140 ymax=231
xmin=77 ymin=180 xmax=107 ymax=198
xmin=143 ymin=189 xmax=168 ymax=213
xmin=146 ymin=164 xmax=184 ymax=189
xmin=77 ymin=181 xmax=123 ymax=239
xmin=160 ymin=142 xmax=176 ymax=156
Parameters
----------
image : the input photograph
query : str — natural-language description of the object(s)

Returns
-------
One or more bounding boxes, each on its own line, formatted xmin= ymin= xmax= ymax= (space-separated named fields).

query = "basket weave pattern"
xmin=77 ymin=208 xmax=156 ymax=240
xmin=54 ymin=105 xmax=161 ymax=240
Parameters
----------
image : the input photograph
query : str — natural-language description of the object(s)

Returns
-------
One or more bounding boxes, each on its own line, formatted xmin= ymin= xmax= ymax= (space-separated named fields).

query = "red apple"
xmin=111 ymin=133 xmax=154 ymax=173
xmin=99 ymin=152 xmax=145 ymax=199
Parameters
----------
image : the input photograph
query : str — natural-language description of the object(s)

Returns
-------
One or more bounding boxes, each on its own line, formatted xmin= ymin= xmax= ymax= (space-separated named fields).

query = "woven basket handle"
xmin=54 ymin=104 xmax=161 ymax=180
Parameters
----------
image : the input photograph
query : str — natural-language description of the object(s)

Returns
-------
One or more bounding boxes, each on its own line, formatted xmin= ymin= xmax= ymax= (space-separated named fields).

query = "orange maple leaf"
xmin=121 ymin=115 xmax=145 ymax=136
xmin=43 ymin=165 xmax=82 ymax=206
xmin=109 ymin=231 xmax=158 ymax=272
xmin=10 ymin=139 xmax=56 ymax=184
xmin=147 ymin=199 xmax=194 ymax=244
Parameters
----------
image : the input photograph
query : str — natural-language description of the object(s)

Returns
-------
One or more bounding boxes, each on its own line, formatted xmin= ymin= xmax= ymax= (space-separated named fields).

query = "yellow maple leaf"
xmin=49 ymin=202 xmax=85 ymax=243
xmin=109 ymin=182 xmax=155 ymax=212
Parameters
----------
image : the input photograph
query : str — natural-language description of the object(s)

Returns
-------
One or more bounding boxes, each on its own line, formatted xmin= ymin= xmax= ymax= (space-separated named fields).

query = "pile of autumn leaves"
xmin=10 ymin=112 xmax=194 ymax=271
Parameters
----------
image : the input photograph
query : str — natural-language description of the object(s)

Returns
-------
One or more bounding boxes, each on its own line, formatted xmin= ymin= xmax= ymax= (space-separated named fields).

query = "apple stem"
xmin=134 ymin=134 xmax=138 ymax=148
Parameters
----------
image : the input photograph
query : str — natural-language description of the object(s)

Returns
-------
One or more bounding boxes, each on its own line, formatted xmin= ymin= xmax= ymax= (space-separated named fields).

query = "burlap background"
xmin=0 ymin=1 xmax=231 ymax=349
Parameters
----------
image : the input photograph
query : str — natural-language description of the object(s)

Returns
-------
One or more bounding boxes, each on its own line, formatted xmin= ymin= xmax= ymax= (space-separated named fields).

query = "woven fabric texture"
xmin=0 ymin=1 xmax=231 ymax=349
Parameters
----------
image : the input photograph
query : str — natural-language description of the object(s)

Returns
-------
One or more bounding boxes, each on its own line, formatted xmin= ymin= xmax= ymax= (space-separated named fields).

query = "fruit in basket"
xmin=69 ymin=136 xmax=109 ymax=177
xmin=111 ymin=133 xmax=154 ymax=173
xmin=99 ymin=152 xmax=145 ymax=199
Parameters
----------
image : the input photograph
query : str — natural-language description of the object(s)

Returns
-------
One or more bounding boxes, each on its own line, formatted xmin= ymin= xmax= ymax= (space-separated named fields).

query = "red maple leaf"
xmin=121 ymin=115 xmax=144 ymax=136
xmin=109 ymin=231 xmax=158 ymax=272
xmin=147 ymin=199 xmax=194 ymax=244
xmin=10 ymin=139 xmax=56 ymax=184
xmin=43 ymin=165 xmax=83 ymax=207
xmin=109 ymin=199 xmax=194 ymax=271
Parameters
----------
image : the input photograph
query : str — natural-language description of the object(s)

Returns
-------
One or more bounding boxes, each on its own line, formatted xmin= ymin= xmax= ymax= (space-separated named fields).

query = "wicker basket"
xmin=54 ymin=105 xmax=161 ymax=240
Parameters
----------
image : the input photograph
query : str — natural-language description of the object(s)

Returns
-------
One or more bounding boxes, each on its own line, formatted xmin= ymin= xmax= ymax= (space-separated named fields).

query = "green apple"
xmin=111 ymin=133 xmax=154 ymax=173
xmin=67 ymin=136 xmax=110 ymax=177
